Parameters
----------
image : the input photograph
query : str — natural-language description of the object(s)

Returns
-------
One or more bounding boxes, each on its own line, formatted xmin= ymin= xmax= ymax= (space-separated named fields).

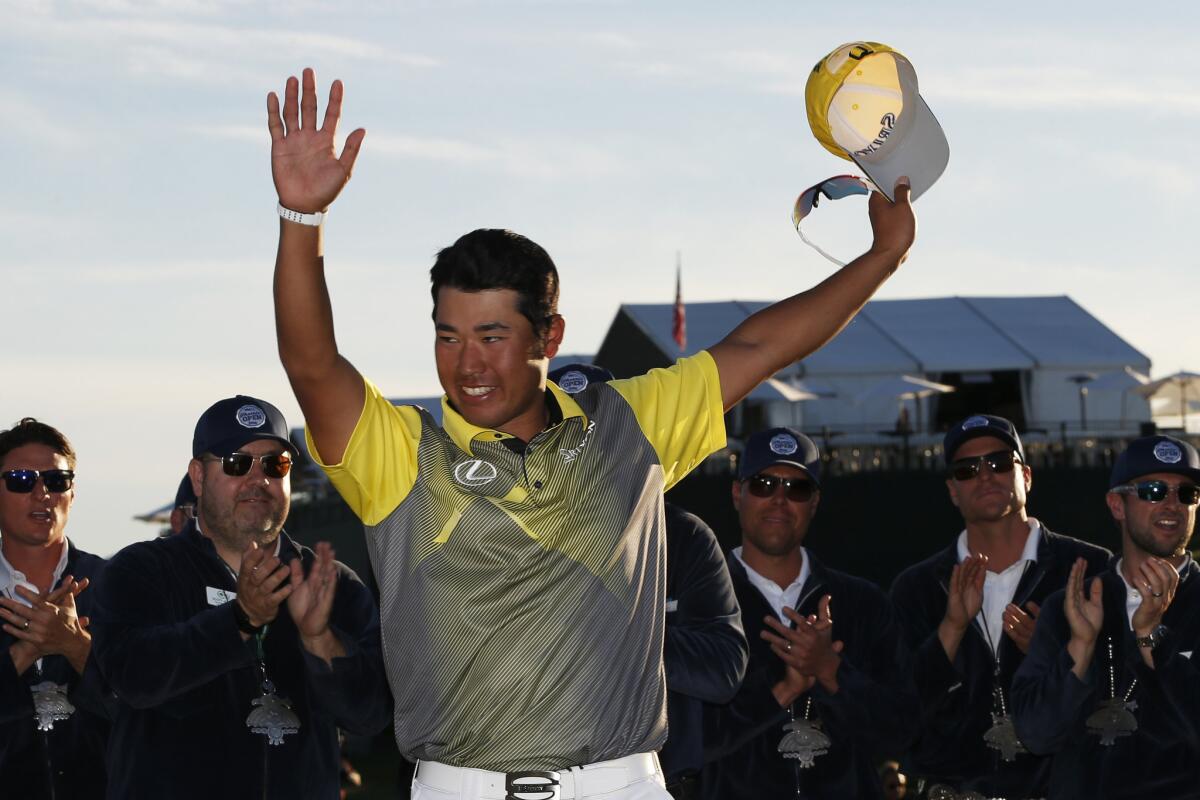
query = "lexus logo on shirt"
xmin=454 ymin=459 xmax=499 ymax=487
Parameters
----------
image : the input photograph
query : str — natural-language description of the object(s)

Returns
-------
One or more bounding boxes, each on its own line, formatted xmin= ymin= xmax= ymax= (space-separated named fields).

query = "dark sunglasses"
xmin=745 ymin=474 xmax=816 ymax=503
xmin=1112 ymin=480 xmax=1200 ymax=505
xmin=949 ymin=450 xmax=1021 ymax=482
xmin=1 ymin=469 xmax=75 ymax=494
xmin=203 ymin=453 xmax=292 ymax=479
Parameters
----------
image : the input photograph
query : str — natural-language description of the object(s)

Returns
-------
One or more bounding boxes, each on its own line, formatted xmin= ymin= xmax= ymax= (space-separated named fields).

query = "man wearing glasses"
xmin=1011 ymin=435 xmax=1200 ymax=799
xmin=703 ymin=427 xmax=915 ymax=799
xmin=91 ymin=396 xmax=389 ymax=799
xmin=890 ymin=414 xmax=1109 ymax=799
xmin=0 ymin=418 xmax=111 ymax=799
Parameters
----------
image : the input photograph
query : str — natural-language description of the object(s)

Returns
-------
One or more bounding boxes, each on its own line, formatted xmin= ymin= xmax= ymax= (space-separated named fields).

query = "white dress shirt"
xmin=735 ymin=545 xmax=812 ymax=624
xmin=957 ymin=519 xmax=1042 ymax=654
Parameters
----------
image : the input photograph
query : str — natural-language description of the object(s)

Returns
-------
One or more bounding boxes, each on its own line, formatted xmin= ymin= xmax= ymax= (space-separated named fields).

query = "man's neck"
xmin=741 ymin=545 xmax=804 ymax=591
xmin=1 ymin=536 xmax=66 ymax=593
xmin=1120 ymin=545 xmax=1188 ymax=586
xmin=964 ymin=512 xmax=1031 ymax=573
xmin=497 ymin=394 xmax=552 ymax=444
xmin=197 ymin=519 xmax=271 ymax=576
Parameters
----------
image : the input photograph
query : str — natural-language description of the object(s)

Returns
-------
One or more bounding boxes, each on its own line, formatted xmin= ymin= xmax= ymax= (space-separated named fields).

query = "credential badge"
xmin=1153 ymin=441 xmax=1183 ymax=464
xmin=236 ymin=404 xmax=267 ymax=429
xmin=769 ymin=434 xmax=798 ymax=455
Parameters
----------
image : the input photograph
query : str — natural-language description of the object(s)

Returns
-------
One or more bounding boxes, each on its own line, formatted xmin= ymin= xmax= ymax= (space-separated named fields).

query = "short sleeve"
xmin=305 ymin=376 xmax=424 ymax=525
xmin=609 ymin=351 xmax=726 ymax=490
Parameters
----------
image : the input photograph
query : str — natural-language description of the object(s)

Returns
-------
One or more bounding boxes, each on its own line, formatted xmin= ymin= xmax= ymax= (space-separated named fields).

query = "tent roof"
xmin=619 ymin=296 xmax=1149 ymax=375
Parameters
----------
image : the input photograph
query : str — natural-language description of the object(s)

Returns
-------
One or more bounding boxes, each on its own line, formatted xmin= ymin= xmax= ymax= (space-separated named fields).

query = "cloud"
xmin=368 ymin=133 xmax=632 ymax=180
xmin=931 ymin=66 xmax=1200 ymax=116
xmin=6 ymin=8 xmax=438 ymax=89
xmin=0 ymin=89 xmax=84 ymax=150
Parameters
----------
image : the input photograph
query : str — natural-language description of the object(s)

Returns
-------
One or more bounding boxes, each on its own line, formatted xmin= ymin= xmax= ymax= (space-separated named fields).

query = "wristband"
xmin=277 ymin=202 xmax=326 ymax=226
xmin=232 ymin=600 xmax=265 ymax=636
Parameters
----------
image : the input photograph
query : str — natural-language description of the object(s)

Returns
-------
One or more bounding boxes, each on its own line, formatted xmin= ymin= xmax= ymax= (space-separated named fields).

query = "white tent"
xmin=598 ymin=296 xmax=1151 ymax=441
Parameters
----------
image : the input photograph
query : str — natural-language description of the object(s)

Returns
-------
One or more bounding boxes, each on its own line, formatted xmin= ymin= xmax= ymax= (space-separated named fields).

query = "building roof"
xmin=617 ymin=296 xmax=1149 ymax=375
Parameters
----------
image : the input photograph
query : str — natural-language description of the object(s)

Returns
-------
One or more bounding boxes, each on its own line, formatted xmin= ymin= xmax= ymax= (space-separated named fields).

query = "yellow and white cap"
xmin=805 ymin=42 xmax=948 ymax=202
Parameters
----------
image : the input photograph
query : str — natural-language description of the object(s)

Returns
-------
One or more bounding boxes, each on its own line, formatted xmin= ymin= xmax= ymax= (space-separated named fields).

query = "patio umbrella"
xmin=1133 ymin=371 xmax=1200 ymax=425
xmin=855 ymin=375 xmax=956 ymax=434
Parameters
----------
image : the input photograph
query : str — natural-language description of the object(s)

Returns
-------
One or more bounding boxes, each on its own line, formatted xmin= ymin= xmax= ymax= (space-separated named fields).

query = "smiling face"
xmin=945 ymin=435 xmax=1031 ymax=524
xmin=1107 ymin=471 xmax=1198 ymax=559
xmin=0 ymin=443 xmax=74 ymax=553
xmin=732 ymin=465 xmax=820 ymax=559
xmin=190 ymin=438 xmax=290 ymax=557
xmin=434 ymin=286 xmax=564 ymax=442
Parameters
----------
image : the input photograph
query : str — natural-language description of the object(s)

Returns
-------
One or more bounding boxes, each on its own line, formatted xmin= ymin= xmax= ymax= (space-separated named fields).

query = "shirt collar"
xmin=733 ymin=545 xmax=811 ymax=595
xmin=441 ymin=383 xmax=587 ymax=454
xmin=956 ymin=518 xmax=1042 ymax=568
xmin=0 ymin=537 xmax=70 ymax=600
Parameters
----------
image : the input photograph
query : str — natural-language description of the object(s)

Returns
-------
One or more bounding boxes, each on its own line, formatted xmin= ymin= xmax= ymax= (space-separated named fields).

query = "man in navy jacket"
xmin=890 ymin=414 xmax=1109 ymax=799
xmin=702 ymin=427 xmax=915 ymax=799
xmin=0 ymin=418 xmax=112 ymax=799
xmin=92 ymin=396 xmax=390 ymax=799
xmin=1011 ymin=435 xmax=1200 ymax=799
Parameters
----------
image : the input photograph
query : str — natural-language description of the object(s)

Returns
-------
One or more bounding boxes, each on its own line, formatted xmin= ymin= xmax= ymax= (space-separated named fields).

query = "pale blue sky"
xmin=4 ymin=0 xmax=1198 ymax=557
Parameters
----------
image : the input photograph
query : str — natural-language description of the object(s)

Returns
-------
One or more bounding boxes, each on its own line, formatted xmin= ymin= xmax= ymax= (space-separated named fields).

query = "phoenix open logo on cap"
xmin=557 ymin=370 xmax=589 ymax=395
xmin=236 ymin=405 xmax=267 ymax=429
xmin=454 ymin=459 xmax=498 ymax=487
xmin=1153 ymin=441 xmax=1184 ymax=464
xmin=769 ymin=434 xmax=799 ymax=455
xmin=962 ymin=416 xmax=990 ymax=430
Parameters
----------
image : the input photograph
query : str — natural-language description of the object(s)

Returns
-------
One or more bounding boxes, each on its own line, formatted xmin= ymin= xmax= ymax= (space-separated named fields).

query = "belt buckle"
xmin=505 ymin=770 xmax=561 ymax=800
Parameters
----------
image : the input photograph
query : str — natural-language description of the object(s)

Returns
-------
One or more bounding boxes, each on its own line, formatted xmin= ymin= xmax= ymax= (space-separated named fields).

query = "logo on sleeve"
xmin=454 ymin=459 xmax=499 ymax=487
xmin=769 ymin=434 xmax=799 ymax=455
xmin=557 ymin=370 xmax=589 ymax=394
xmin=236 ymin=405 xmax=267 ymax=429
xmin=1153 ymin=441 xmax=1183 ymax=464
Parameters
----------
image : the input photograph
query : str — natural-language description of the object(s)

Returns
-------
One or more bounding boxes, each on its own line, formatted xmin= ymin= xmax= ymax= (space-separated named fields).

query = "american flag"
xmin=672 ymin=253 xmax=686 ymax=352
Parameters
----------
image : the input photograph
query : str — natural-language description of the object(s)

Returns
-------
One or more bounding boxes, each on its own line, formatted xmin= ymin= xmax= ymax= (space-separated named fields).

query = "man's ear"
xmin=188 ymin=459 xmax=204 ymax=501
xmin=542 ymin=315 xmax=565 ymax=360
xmin=1105 ymin=491 xmax=1125 ymax=524
xmin=946 ymin=477 xmax=960 ymax=509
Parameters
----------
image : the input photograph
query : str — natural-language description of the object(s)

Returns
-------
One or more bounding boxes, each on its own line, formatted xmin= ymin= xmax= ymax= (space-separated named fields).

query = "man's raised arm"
xmin=269 ymin=68 xmax=367 ymax=464
xmin=709 ymin=179 xmax=917 ymax=411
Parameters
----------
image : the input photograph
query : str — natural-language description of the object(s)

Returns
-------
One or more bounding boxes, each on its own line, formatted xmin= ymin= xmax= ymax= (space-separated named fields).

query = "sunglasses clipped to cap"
xmin=744 ymin=473 xmax=816 ymax=503
xmin=1111 ymin=480 xmax=1200 ymax=506
xmin=202 ymin=452 xmax=292 ymax=479
xmin=948 ymin=450 xmax=1021 ymax=482
xmin=792 ymin=175 xmax=875 ymax=267
xmin=1 ymin=469 xmax=75 ymax=494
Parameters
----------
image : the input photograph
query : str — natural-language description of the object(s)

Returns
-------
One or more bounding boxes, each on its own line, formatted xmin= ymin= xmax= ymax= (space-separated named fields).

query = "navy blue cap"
xmin=192 ymin=396 xmax=296 ymax=458
xmin=1109 ymin=435 xmax=1200 ymax=489
xmin=548 ymin=363 xmax=614 ymax=395
xmin=173 ymin=474 xmax=196 ymax=508
xmin=943 ymin=414 xmax=1025 ymax=463
xmin=738 ymin=427 xmax=821 ymax=486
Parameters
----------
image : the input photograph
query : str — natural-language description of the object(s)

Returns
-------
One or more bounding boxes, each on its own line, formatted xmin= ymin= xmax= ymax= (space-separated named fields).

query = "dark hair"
xmin=430 ymin=229 xmax=560 ymax=338
xmin=0 ymin=418 xmax=77 ymax=470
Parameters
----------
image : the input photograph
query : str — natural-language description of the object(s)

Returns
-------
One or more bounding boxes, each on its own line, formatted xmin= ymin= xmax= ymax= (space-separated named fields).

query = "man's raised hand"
xmin=267 ymin=68 xmax=366 ymax=214
xmin=1064 ymin=557 xmax=1103 ymax=678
